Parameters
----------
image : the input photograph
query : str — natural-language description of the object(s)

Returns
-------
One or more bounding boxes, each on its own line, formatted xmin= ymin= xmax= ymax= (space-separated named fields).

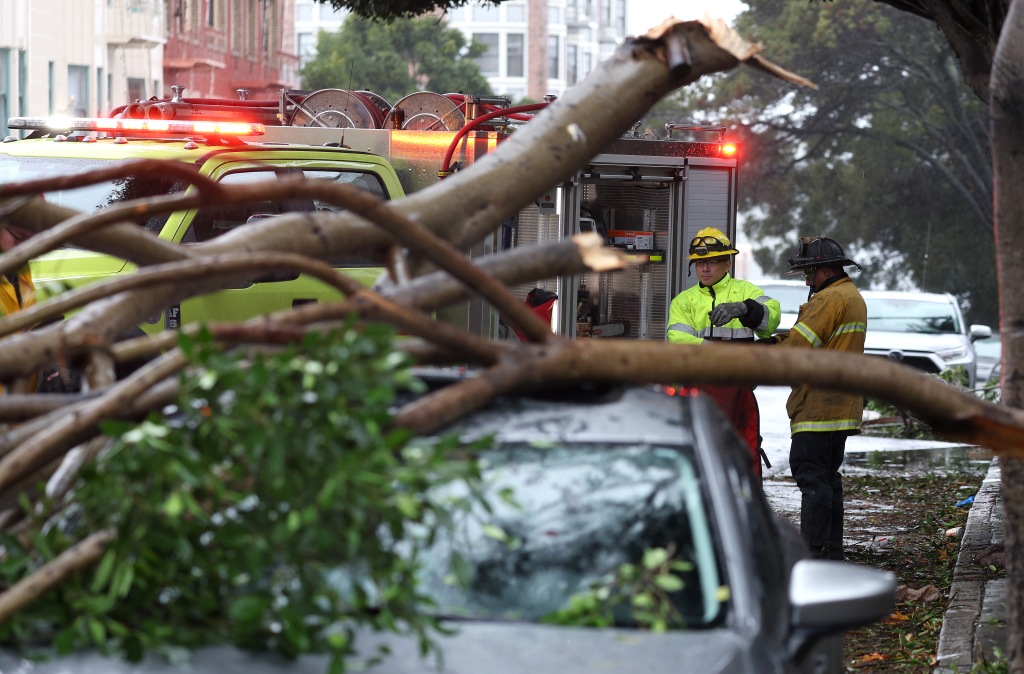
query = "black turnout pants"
xmin=789 ymin=430 xmax=849 ymax=560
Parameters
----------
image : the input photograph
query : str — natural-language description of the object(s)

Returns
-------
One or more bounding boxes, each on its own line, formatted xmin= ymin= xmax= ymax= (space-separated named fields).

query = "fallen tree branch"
xmin=0 ymin=528 xmax=116 ymax=624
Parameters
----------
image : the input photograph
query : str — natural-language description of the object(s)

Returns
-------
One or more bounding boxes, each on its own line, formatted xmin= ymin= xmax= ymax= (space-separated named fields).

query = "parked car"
xmin=0 ymin=382 xmax=896 ymax=673
xmin=751 ymin=278 xmax=809 ymax=332
xmin=974 ymin=331 xmax=1001 ymax=385
xmin=862 ymin=290 xmax=991 ymax=388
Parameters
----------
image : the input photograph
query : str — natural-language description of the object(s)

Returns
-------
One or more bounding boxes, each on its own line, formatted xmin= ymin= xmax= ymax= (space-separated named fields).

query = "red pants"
xmin=699 ymin=384 xmax=763 ymax=477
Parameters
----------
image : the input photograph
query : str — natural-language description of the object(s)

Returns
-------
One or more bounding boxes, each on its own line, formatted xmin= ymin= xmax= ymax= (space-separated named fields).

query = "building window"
xmin=207 ymin=0 xmax=224 ymax=28
xmin=474 ymin=2 xmax=499 ymax=21
xmin=48 ymin=61 xmax=55 ymax=114
xmin=298 ymin=32 xmax=316 ymax=65
xmin=447 ymin=7 xmax=465 ymax=21
xmin=296 ymin=1 xmax=313 ymax=21
xmin=549 ymin=6 xmax=561 ymax=24
xmin=262 ymin=0 xmax=279 ymax=56
xmin=507 ymin=33 xmax=524 ymax=78
xmin=567 ymin=45 xmax=578 ymax=86
xmin=547 ymin=35 xmax=561 ymax=79
xmin=473 ymin=33 xmax=500 ymax=76
xmin=506 ymin=2 xmax=525 ymax=22
xmin=0 ymin=49 xmax=8 ymax=137
xmin=96 ymin=68 xmax=104 ymax=116
xmin=68 ymin=65 xmax=89 ymax=116
xmin=230 ymin=0 xmax=243 ymax=53
xmin=128 ymin=78 xmax=146 ymax=102
xmin=18 ymin=50 xmax=27 ymax=117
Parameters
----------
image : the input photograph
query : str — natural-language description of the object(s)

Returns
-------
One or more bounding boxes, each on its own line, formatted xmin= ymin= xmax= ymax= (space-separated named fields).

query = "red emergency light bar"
xmin=7 ymin=116 xmax=266 ymax=137
xmin=719 ymin=142 xmax=737 ymax=157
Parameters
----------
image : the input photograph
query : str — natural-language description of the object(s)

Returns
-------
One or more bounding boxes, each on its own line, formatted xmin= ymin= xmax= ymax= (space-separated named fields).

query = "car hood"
xmin=863 ymin=331 xmax=968 ymax=352
xmin=0 ymin=623 xmax=752 ymax=674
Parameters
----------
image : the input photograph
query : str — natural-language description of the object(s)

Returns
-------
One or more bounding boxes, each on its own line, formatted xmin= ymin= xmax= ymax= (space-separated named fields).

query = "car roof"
xmin=0 ymin=136 xmax=377 ymax=161
xmin=860 ymin=289 xmax=955 ymax=304
xmin=749 ymin=278 xmax=805 ymax=287
xmin=438 ymin=383 xmax=700 ymax=448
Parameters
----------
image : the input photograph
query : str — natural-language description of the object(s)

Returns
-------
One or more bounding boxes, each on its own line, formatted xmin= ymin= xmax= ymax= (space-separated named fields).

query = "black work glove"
xmin=709 ymin=301 xmax=749 ymax=326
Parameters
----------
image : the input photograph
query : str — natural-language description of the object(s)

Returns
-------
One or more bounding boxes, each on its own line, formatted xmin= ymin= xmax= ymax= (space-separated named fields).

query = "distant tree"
xmin=644 ymin=0 xmax=997 ymax=325
xmin=313 ymin=0 xmax=506 ymax=22
xmin=301 ymin=14 xmax=493 ymax=108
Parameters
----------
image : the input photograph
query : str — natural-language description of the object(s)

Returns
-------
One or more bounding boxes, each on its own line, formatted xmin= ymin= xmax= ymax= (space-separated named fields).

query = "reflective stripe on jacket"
xmin=667 ymin=274 xmax=782 ymax=345
xmin=776 ymin=275 xmax=866 ymax=435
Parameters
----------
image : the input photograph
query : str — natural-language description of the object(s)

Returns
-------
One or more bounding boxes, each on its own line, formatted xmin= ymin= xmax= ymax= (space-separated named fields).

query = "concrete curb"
xmin=934 ymin=458 xmax=1006 ymax=673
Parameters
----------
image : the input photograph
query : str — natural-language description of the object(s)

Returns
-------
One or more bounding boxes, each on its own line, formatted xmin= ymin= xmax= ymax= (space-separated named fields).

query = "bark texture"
xmin=989 ymin=0 xmax=1024 ymax=669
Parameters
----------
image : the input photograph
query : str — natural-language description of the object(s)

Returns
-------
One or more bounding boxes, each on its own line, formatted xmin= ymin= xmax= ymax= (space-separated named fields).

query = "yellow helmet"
xmin=688 ymin=227 xmax=739 ymax=261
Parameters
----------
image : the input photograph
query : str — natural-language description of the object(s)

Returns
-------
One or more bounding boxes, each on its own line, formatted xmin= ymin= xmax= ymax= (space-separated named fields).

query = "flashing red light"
xmin=719 ymin=142 xmax=738 ymax=157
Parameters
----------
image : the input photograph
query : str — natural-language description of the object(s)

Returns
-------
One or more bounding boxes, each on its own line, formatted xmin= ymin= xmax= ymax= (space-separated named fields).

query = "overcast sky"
xmin=627 ymin=1 xmax=746 ymax=36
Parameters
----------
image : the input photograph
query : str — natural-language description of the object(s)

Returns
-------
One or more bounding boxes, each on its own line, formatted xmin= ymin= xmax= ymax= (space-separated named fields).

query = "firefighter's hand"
xmin=709 ymin=302 xmax=748 ymax=326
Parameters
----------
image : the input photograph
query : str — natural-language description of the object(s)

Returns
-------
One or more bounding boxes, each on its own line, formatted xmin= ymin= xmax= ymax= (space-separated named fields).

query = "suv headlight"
xmin=936 ymin=346 xmax=968 ymax=362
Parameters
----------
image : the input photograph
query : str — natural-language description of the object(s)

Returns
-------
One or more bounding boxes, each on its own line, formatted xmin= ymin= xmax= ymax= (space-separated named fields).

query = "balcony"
xmin=104 ymin=0 xmax=165 ymax=48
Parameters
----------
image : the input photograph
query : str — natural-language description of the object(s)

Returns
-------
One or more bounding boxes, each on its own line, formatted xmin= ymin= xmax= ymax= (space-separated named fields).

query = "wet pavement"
xmin=754 ymin=386 xmax=1007 ymax=671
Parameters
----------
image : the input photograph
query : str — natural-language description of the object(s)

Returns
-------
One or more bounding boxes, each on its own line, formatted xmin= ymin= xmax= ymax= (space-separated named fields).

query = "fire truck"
xmin=2 ymin=87 xmax=739 ymax=341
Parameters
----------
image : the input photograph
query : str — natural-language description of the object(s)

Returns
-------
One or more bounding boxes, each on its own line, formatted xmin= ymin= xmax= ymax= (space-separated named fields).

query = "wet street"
xmin=755 ymin=386 xmax=993 ymax=551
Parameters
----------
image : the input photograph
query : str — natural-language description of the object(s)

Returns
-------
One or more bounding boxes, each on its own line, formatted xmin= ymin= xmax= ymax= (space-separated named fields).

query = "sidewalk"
xmin=934 ymin=458 xmax=1007 ymax=673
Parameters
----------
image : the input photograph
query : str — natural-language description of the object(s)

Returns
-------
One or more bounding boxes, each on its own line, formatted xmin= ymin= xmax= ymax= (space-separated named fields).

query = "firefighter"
xmin=773 ymin=236 xmax=866 ymax=560
xmin=0 ymin=225 xmax=36 ymax=319
xmin=667 ymin=227 xmax=781 ymax=476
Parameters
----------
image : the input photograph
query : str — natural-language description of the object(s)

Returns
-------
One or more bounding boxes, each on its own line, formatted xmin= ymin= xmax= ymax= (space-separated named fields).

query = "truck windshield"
xmin=0 ymin=156 xmax=184 ymax=233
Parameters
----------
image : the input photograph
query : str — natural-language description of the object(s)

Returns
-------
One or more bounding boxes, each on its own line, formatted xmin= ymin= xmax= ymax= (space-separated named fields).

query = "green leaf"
xmin=90 ymin=549 xmax=117 ymax=593
xmin=653 ymin=573 xmax=685 ymax=592
xmin=394 ymin=493 xmax=419 ymax=518
xmin=481 ymin=524 xmax=509 ymax=543
xmin=228 ymin=594 xmax=270 ymax=623
xmin=642 ymin=548 xmax=669 ymax=569
xmin=163 ymin=492 xmax=184 ymax=518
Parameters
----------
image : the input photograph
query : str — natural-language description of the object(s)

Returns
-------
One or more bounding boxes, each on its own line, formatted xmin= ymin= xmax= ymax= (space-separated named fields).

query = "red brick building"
xmin=162 ymin=0 xmax=298 ymax=101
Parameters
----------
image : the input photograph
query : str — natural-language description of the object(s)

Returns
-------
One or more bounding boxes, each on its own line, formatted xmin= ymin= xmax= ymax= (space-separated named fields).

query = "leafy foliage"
xmin=644 ymin=0 xmax=997 ymax=326
xmin=541 ymin=545 xmax=693 ymax=632
xmin=313 ymin=0 xmax=506 ymax=22
xmin=0 ymin=325 xmax=487 ymax=672
xmin=301 ymin=14 xmax=493 ymax=106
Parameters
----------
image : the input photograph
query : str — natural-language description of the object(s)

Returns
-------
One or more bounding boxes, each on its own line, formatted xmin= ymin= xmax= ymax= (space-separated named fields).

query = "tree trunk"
xmin=989 ymin=0 xmax=1024 ymax=669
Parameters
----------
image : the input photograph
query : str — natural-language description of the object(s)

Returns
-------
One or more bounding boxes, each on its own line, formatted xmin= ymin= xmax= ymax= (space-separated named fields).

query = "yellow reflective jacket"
xmin=0 ymin=268 xmax=35 ymax=318
xmin=776 ymin=275 xmax=866 ymax=435
xmin=667 ymin=273 xmax=781 ymax=345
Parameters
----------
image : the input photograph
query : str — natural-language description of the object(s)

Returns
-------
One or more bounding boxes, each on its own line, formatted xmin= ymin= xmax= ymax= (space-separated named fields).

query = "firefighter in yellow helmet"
xmin=668 ymin=227 xmax=781 ymax=345
xmin=667 ymin=227 xmax=781 ymax=476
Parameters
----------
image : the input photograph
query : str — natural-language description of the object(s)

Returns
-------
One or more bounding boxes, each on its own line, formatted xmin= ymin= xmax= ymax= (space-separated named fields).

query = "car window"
xmin=759 ymin=283 xmax=807 ymax=314
xmin=866 ymin=297 xmax=960 ymax=334
xmin=184 ymin=168 xmax=388 ymax=268
xmin=412 ymin=443 xmax=725 ymax=628
xmin=0 ymin=156 xmax=183 ymax=234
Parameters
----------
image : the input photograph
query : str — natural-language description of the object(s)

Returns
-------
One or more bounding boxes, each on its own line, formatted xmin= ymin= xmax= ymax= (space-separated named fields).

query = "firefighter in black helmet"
xmin=773 ymin=236 xmax=867 ymax=560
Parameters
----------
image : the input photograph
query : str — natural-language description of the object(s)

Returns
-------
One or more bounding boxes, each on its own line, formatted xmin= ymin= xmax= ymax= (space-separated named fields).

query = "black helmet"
xmin=787 ymin=236 xmax=861 ymax=273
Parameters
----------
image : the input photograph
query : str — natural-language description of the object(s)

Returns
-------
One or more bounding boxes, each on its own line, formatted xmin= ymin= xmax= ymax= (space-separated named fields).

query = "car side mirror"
xmin=786 ymin=559 xmax=896 ymax=661
xmin=970 ymin=324 xmax=993 ymax=341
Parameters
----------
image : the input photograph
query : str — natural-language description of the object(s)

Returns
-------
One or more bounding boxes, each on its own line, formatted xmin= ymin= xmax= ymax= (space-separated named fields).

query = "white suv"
xmin=862 ymin=290 xmax=991 ymax=388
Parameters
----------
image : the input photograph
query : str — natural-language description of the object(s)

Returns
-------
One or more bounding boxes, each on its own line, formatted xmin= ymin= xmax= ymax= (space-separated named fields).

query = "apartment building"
xmin=445 ymin=0 xmax=626 ymax=101
xmin=0 ymin=0 xmax=164 ymax=137
xmin=163 ymin=0 xmax=299 ymax=100
xmin=291 ymin=0 xmax=626 ymax=102
xmin=295 ymin=0 xmax=348 ymax=67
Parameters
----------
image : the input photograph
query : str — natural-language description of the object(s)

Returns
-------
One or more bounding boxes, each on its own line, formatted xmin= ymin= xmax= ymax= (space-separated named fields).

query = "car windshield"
xmin=0 ymin=156 xmax=183 ymax=234
xmin=409 ymin=443 xmax=724 ymax=629
xmin=760 ymin=283 xmax=808 ymax=314
xmin=866 ymin=297 xmax=960 ymax=334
